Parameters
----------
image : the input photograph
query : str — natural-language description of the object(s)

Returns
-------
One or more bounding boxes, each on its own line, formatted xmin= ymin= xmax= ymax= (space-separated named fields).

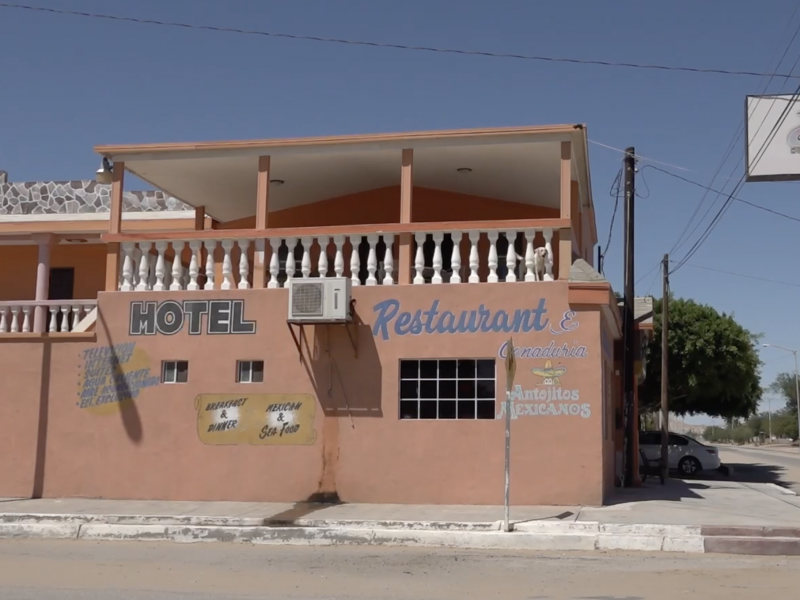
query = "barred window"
xmin=399 ymin=359 xmax=496 ymax=420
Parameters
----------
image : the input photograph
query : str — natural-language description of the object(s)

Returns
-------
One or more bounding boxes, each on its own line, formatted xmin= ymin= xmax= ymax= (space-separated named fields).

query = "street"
xmin=717 ymin=445 xmax=800 ymax=493
xmin=1 ymin=540 xmax=799 ymax=600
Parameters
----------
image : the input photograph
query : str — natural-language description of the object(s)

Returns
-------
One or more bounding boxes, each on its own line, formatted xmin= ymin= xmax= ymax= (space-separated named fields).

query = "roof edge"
xmin=95 ymin=124 xmax=582 ymax=157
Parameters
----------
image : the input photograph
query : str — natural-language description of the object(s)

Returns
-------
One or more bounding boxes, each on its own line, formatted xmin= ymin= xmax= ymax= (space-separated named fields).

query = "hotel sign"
xmin=129 ymin=299 xmax=257 ymax=336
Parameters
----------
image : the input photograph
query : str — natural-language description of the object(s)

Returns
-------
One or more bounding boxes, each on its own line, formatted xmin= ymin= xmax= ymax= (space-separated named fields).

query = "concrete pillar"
xmin=32 ymin=234 xmax=54 ymax=333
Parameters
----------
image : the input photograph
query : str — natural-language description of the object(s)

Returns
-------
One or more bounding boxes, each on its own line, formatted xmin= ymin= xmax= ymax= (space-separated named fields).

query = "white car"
xmin=639 ymin=431 xmax=721 ymax=476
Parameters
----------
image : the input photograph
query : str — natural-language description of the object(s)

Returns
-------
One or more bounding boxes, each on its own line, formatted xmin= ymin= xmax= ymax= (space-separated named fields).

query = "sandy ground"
xmin=1 ymin=540 xmax=799 ymax=600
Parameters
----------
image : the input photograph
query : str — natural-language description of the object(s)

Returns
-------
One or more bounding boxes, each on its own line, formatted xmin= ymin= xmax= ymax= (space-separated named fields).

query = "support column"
xmin=398 ymin=149 xmax=413 ymax=285
xmin=253 ymin=156 xmax=270 ymax=289
xmin=194 ymin=206 xmax=205 ymax=231
xmin=558 ymin=142 xmax=573 ymax=280
xmin=105 ymin=161 xmax=124 ymax=292
xmin=32 ymin=233 xmax=54 ymax=333
xmin=558 ymin=229 xmax=572 ymax=280
xmin=560 ymin=141 xmax=571 ymax=220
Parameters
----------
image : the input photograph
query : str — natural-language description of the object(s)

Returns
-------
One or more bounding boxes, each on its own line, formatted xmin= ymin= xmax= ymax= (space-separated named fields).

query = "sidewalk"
xmin=2 ymin=479 xmax=800 ymax=555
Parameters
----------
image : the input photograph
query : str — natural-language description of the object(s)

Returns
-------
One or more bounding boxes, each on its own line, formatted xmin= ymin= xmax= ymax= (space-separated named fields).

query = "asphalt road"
xmin=1 ymin=540 xmax=799 ymax=600
xmin=718 ymin=445 xmax=800 ymax=493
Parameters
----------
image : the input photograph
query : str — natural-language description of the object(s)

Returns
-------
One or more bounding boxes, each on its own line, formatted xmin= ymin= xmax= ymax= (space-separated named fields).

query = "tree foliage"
xmin=639 ymin=297 xmax=762 ymax=419
xmin=768 ymin=373 xmax=799 ymax=440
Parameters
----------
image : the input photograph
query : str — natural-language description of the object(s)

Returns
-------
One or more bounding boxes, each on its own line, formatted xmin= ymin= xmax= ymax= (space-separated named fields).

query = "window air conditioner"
xmin=287 ymin=277 xmax=352 ymax=323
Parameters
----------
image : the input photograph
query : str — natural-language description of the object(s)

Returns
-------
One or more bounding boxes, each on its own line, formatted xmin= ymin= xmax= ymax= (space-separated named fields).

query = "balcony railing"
xmin=105 ymin=219 xmax=569 ymax=291
xmin=0 ymin=300 xmax=96 ymax=334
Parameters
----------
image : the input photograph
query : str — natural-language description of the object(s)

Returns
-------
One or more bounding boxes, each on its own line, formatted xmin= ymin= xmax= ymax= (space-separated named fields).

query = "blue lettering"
xmin=77 ymin=343 xmax=160 ymax=410
xmin=436 ymin=311 xmax=458 ymax=334
xmin=395 ymin=311 xmax=412 ymax=335
xmin=409 ymin=310 xmax=424 ymax=335
xmin=423 ymin=300 xmax=440 ymax=334
xmin=371 ymin=299 xmax=400 ymax=341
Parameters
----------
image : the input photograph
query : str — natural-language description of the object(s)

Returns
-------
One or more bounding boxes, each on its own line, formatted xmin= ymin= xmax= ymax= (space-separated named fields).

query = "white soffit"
xmin=123 ymin=137 xmax=573 ymax=223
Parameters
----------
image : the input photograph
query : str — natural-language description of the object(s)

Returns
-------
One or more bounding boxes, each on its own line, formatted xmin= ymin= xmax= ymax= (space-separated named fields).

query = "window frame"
xmin=161 ymin=360 xmax=189 ymax=384
xmin=236 ymin=359 xmax=264 ymax=384
xmin=398 ymin=358 xmax=497 ymax=421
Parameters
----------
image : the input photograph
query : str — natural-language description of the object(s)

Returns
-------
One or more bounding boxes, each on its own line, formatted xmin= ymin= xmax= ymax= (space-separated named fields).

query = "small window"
xmin=237 ymin=360 xmax=264 ymax=383
xmin=399 ymin=358 xmax=496 ymax=420
xmin=162 ymin=360 xmax=188 ymax=384
xmin=669 ymin=434 xmax=689 ymax=446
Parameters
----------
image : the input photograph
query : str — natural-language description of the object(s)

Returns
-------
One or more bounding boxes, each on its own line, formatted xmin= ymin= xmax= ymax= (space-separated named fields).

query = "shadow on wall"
xmin=97 ymin=309 xmax=144 ymax=444
xmin=298 ymin=310 xmax=383 ymax=421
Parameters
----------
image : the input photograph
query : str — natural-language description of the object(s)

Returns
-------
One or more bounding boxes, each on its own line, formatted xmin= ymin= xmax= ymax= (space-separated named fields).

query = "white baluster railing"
xmin=0 ymin=300 xmax=97 ymax=334
xmin=106 ymin=224 xmax=563 ymax=292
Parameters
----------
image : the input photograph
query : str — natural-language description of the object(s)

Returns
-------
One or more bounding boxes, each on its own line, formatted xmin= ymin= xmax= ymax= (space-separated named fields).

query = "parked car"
xmin=639 ymin=431 xmax=721 ymax=476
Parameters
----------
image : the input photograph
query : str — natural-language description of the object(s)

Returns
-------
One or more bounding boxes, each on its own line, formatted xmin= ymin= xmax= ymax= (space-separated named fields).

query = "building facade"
xmin=0 ymin=125 xmax=637 ymax=506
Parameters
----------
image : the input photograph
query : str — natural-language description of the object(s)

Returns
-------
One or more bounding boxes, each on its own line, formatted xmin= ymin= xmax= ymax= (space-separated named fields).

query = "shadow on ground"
xmin=603 ymin=462 xmax=792 ymax=505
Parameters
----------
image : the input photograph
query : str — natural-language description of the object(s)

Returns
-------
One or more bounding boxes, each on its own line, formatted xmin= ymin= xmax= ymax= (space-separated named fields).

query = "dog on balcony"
xmin=532 ymin=246 xmax=548 ymax=281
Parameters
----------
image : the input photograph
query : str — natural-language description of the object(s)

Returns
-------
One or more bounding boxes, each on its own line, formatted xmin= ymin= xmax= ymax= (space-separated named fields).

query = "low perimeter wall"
xmin=0 ymin=282 xmax=607 ymax=505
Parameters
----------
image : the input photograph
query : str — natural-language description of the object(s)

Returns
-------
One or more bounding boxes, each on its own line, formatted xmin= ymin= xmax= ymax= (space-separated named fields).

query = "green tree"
xmin=770 ymin=373 xmax=800 ymax=415
xmin=639 ymin=297 xmax=762 ymax=419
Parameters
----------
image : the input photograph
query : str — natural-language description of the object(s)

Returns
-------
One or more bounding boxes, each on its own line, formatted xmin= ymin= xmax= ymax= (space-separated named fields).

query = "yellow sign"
xmin=77 ymin=343 xmax=159 ymax=416
xmin=195 ymin=393 xmax=317 ymax=446
xmin=531 ymin=360 xmax=568 ymax=386
xmin=505 ymin=337 xmax=517 ymax=393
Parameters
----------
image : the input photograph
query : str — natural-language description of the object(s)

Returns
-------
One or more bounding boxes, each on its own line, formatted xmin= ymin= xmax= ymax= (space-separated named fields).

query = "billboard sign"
xmin=746 ymin=94 xmax=800 ymax=182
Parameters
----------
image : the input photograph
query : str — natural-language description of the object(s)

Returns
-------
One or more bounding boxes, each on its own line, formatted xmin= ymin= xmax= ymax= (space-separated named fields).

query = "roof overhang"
xmin=95 ymin=125 xmax=594 ymax=224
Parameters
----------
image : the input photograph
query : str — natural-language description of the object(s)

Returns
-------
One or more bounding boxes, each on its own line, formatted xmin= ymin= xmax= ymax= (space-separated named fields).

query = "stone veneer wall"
xmin=0 ymin=170 xmax=191 ymax=215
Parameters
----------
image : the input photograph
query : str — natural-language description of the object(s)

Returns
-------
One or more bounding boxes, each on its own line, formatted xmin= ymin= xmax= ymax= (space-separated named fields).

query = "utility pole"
xmin=622 ymin=147 xmax=636 ymax=487
xmin=660 ymin=254 xmax=669 ymax=483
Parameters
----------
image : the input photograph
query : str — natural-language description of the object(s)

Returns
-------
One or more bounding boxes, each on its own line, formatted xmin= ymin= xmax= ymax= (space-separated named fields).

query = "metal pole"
xmin=660 ymin=254 xmax=669 ymax=483
xmin=503 ymin=389 xmax=511 ymax=531
xmin=794 ymin=351 xmax=800 ymax=450
xmin=622 ymin=147 xmax=636 ymax=487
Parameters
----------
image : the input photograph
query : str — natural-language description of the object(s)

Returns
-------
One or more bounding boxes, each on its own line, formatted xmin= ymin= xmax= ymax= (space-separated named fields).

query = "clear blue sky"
xmin=1 ymin=0 xmax=798 ymax=423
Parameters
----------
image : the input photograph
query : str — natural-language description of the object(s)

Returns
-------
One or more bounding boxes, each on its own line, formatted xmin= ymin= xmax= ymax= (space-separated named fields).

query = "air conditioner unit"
xmin=287 ymin=277 xmax=352 ymax=323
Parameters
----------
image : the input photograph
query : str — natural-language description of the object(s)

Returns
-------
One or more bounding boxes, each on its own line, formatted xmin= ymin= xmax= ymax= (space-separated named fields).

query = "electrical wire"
xmin=599 ymin=169 xmax=622 ymax=273
xmin=2 ymin=2 xmax=800 ymax=79
xmin=679 ymin=263 xmax=800 ymax=289
xmin=640 ymin=165 xmax=800 ymax=223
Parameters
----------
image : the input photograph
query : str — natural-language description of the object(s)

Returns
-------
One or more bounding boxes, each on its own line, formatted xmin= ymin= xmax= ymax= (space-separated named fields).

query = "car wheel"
xmin=678 ymin=456 xmax=701 ymax=476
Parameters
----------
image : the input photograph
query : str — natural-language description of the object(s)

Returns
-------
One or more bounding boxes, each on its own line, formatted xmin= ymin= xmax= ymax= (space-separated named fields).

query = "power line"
xmin=3 ymin=2 xmax=800 ymax=79
xmin=680 ymin=263 xmax=800 ymax=288
xmin=671 ymin=73 xmax=800 ymax=273
xmin=641 ymin=165 xmax=800 ymax=223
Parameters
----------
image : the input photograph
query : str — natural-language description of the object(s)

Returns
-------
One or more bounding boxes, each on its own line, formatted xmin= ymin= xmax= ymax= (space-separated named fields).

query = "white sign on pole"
xmin=746 ymin=94 xmax=800 ymax=182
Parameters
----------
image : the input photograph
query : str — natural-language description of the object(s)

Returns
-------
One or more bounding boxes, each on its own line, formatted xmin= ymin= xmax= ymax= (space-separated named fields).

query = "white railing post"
xmin=487 ymin=231 xmax=499 ymax=283
xmin=468 ymin=231 xmax=480 ymax=283
xmin=285 ymin=238 xmax=297 ymax=283
xmin=333 ymin=235 xmax=345 ymax=278
xmin=268 ymin=239 xmax=281 ymax=288
xmin=187 ymin=241 xmax=201 ymax=291
xmin=203 ymin=240 xmax=217 ymax=290
xmin=60 ymin=305 xmax=71 ymax=332
xmin=382 ymin=234 xmax=394 ymax=285
xmin=413 ymin=233 xmax=426 ymax=284
xmin=153 ymin=241 xmax=168 ymax=291
xmin=505 ymin=231 xmax=517 ymax=283
xmin=221 ymin=239 xmax=235 ymax=290
xmin=171 ymin=241 xmax=185 ymax=291
xmin=450 ymin=232 xmax=462 ymax=284
xmin=524 ymin=230 xmax=536 ymax=282
xmin=543 ymin=228 xmax=554 ymax=281
xmin=136 ymin=242 xmax=152 ymax=291
xmin=350 ymin=236 xmax=361 ymax=286
xmin=121 ymin=242 xmax=135 ymax=291
xmin=300 ymin=237 xmax=312 ymax=279
xmin=21 ymin=306 xmax=32 ymax=333
xmin=48 ymin=306 xmax=58 ymax=332
xmin=0 ymin=307 xmax=7 ymax=333
xmin=432 ymin=232 xmax=444 ymax=284
xmin=317 ymin=236 xmax=330 ymax=279
xmin=366 ymin=234 xmax=378 ymax=286
xmin=10 ymin=306 xmax=20 ymax=333
xmin=238 ymin=239 xmax=251 ymax=289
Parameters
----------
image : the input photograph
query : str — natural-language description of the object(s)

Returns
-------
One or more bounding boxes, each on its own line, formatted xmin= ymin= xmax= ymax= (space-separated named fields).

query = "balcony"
xmin=105 ymin=218 xmax=569 ymax=291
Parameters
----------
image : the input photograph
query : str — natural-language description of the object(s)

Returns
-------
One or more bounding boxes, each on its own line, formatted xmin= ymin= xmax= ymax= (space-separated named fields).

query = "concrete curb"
xmin=0 ymin=515 xmax=798 ymax=555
